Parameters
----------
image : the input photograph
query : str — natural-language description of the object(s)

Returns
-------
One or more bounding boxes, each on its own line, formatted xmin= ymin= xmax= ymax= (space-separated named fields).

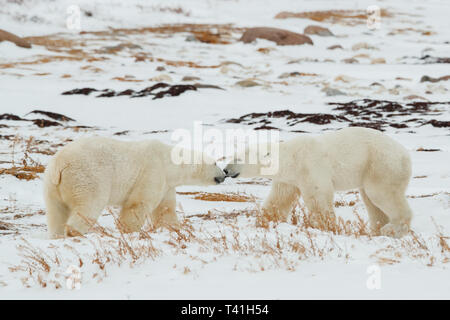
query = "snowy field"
xmin=0 ymin=0 xmax=449 ymax=299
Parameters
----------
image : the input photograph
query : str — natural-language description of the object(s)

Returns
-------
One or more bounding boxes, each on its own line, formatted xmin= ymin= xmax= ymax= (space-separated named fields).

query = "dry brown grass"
xmin=0 ymin=55 xmax=107 ymax=69
xmin=0 ymin=165 xmax=45 ymax=180
xmin=177 ymin=191 xmax=254 ymax=202
xmin=153 ymin=5 xmax=191 ymax=17
xmin=370 ymin=219 xmax=450 ymax=267
xmin=149 ymin=57 xmax=222 ymax=69
xmin=255 ymin=200 xmax=370 ymax=238
xmin=80 ymin=24 xmax=243 ymax=44
xmin=7 ymin=191 xmax=450 ymax=289
xmin=0 ymin=136 xmax=45 ymax=180
xmin=10 ymin=212 xmax=161 ymax=288
xmin=1 ymin=24 xmax=243 ymax=72
xmin=275 ymin=9 xmax=392 ymax=25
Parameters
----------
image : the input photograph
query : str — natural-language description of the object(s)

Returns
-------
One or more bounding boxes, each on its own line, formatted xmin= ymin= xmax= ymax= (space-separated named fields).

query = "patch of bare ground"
xmin=226 ymin=100 xmax=450 ymax=131
xmin=80 ymin=24 xmax=243 ymax=44
xmin=407 ymin=192 xmax=450 ymax=199
xmin=152 ymin=5 xmax=191 ymax=17
xmin=0 ymin=54 xmax=107 ymax=69
xmin=275 ymin=9 xmax=392 ymax=25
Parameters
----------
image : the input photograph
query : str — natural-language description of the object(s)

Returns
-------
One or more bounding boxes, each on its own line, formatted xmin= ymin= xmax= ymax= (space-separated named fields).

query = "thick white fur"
xmin=43 ymin=137 xmax=225 ymax=238
xmin=225 ymin=127 xmax=413 ymax=238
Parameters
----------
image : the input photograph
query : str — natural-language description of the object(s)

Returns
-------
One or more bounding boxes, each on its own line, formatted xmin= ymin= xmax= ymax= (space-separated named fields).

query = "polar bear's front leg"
xmin=301 ymin=183 xmax=336 ymax=231
xmin=150 ymin=187 xmax=180 ymax=229
xmin=118 ymin=201 xmax=153 ymax=233
xmin=260 ymin=182 xmax=301 ymax=223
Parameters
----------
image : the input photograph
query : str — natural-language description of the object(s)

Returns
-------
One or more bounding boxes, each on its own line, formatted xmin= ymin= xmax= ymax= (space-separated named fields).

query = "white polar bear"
xmin=44 ymin=137 xmax=226 ymax=238
xmin=224 ymin=127 xmax=413 ymax=238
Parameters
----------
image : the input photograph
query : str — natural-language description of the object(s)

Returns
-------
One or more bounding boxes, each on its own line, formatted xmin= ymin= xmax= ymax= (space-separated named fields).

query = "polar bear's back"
xmin=44 ymin=137 xmax=165 ymax=206
xmin=320 ymin=127 xmax=411 ymax=190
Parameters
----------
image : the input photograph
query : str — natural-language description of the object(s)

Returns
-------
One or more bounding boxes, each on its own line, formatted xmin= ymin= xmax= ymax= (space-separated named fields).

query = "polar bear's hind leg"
xmin=360 ymin=189 xmax=389 ymax=234
xmin=45 ymin=196 xmax=70 ymax=239
xmin=64 ymin=201 xmax=107 ymax=237
xmin=363 ymin=182 xmax=412 ymax=238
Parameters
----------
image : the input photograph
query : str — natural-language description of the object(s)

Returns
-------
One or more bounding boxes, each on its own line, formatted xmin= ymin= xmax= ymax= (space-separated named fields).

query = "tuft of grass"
xmin=177 ymin=191 xmax=255 ymax=202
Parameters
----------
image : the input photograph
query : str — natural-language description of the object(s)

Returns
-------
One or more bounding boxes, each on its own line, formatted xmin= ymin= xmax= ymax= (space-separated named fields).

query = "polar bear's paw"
xmin=380 ymin=223 xmax=409 ymax=238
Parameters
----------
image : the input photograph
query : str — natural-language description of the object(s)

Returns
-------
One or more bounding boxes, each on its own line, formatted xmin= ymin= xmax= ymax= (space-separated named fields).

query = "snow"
xmin=0 ymin=0 xmax=449 ymax=299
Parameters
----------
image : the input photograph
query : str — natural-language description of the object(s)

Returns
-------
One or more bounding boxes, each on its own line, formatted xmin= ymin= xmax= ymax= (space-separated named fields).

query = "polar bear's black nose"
xmin=214 ymin=176 xmax=225 ymax=184
xmin=223 ymin=169 xmax=229 ymax=175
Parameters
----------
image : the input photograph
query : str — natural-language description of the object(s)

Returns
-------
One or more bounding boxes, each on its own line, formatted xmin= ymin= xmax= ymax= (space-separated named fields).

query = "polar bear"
xmin=224 ymin=127 xmax=413 ymax=238
xmin=44 ymin=136 xmax=226 ymax=238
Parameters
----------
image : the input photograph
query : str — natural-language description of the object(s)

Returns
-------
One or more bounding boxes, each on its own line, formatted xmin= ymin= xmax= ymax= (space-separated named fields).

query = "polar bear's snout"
xmin=214 ymin=166 xmax=226 ymax=184
xmin=223 ymin=164 xmax=240 ymax=179
xmin=214 ymin=175 xmax=225 ymax=184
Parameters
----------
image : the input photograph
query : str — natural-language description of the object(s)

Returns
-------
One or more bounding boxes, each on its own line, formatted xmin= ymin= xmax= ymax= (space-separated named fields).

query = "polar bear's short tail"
xmin=45 ymin=157 xmax=66 ymax=185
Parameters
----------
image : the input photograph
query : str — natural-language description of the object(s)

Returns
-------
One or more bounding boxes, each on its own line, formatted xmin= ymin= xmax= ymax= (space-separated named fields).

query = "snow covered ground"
xmin=0 ymin=0 xmax=449 ymax=299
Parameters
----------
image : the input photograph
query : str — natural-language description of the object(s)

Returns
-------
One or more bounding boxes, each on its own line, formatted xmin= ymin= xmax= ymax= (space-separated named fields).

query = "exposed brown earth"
xmin=0 ymin=29 xmax=32 ymax=48
xmin=240 ymin=27 xmax=313 ymax=46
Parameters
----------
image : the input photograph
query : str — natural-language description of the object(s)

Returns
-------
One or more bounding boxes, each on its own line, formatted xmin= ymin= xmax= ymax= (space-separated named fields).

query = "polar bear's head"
xmin=224 ymin=143 xmax=279 ymax=179
xmin=169 ymin=146 xmax=226 ymax=185
xmin=192 ymin=158 xmax=227 ymax=185
xmin=170 ymin=156 xmax=226 ymax=186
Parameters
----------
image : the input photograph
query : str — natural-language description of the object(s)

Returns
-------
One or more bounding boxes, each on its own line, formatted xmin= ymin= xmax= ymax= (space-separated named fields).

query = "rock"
xmin=420 ymin=55 xmax=450 ymax=64
xmin=334 ymin=75 xmax=357 ymax=83
xmin=351 ymin=42 xmax=376 ymax=51
xmin=395 ymin=77 xmax=412 ymax=81
xmin=327 ymin=44 xmax=343 ymax=50
xmin=323 ymin=87 xmax=346 ymax=96
xmin=257 ymin=47 xmax=275 ymax=54
xmin=235 ymin=79 xmax=261 ymax=87
xmin=25 ymin=110 xmax=75 ymax=122
xmin=420 ymin=75 xmax=450 ymax=83
xmin=239 ymin=27 xmax=313 ymax=46
xmin=371 ymin=58 xmax=386 ymax=64
xmin=99 ymin=42 xmax=142 ymax=54
xmin=0 ymin=29 xmax=31 ymax=48
xmin=353 ymin=53 xmax=370 ymax=60
xmin=194 ymin=83 xmax=225 ymax=90
xmin=153 ymin=85 xmax=197 ymax=100
xmin=403 ymin=95 xmax=428 ymax=101
xmin=220 ymin=61 xmax=245 ymax=68
xmin=156 ymin=66 xmax=166 ymax=72
xmin=149 ymin=74 xmax=172 ymax=82
xmin=279 ymin=72 xmax=318 ymax=79
xmin=182 ymin=76 xmax=201 ymax=81
xmin=304 ymin=25 xmax=334 ymax=36
xmin=279 ymin=72 xmax=297 ymax=79
xmin=62 ymin=88 xmax=98 ymax=95
xmin=185 ymin=35 xmax=198 ymax=42
xmin=341 ymin=58 xmax=359 ymax=64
